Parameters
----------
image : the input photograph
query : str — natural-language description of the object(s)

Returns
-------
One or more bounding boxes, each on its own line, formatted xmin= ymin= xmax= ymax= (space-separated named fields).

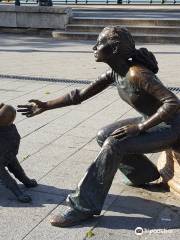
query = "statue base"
xmin=157 ymin=149 xmax=180 ymax=197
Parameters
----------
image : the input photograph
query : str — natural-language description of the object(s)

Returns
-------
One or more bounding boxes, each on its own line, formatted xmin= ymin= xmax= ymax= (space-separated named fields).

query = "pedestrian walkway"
xmin=0 ymin=34 xmax=179 ymax=240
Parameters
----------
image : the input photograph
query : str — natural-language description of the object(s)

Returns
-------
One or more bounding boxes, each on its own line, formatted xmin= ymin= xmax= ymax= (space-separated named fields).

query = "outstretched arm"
xmin=17 ymin=70 xmax=115 ymax=117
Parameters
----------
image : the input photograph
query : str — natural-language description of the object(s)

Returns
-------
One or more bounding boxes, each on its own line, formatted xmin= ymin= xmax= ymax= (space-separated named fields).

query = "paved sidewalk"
xmin=0 ymin=34 xmax=179 ymax=240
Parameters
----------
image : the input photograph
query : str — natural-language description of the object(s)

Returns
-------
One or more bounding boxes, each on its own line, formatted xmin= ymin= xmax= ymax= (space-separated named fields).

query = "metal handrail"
xmin=1 ymin=0 xmax=180 ymax=6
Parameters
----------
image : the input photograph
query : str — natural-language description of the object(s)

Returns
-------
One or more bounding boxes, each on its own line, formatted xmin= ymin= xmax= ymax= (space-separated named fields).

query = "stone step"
xmin=73 ymin=10 xmax=180 ymax=19
xmin=66 ymin=24 xmax=180 ymax=35
xmin=71 ymin=17 xmax=180 ymax=27
xmin=52 ymin=31 xmax=180 ymax=44
xmin=52 ymin=31 xmax=97 ymax=41
xmin=72 ymin=7 xmax=180 ymax=13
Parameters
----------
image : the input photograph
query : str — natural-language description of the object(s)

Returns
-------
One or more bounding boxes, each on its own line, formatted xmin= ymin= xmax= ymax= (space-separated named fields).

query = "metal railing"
xmin=1 ymin=0 xmax=180 ymax=6
xmin=60 ymin=0 xmax=179 ymax=3
xmin=52 ymin=0 xmax=180 ymax=4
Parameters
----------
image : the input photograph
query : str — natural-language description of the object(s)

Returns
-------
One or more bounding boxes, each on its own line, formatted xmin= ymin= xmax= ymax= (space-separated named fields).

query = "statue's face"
xmin=93 ymin=30 xmax=113 ymax=62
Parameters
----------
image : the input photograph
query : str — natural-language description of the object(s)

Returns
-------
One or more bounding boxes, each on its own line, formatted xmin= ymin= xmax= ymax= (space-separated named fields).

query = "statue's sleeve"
xmin=68 ymin=69 xmax=115 ymax=105
xmin=137 ymin=71 xmax=179 ymax=131
xmin=45 ymin=70 xmax=115 ymax=110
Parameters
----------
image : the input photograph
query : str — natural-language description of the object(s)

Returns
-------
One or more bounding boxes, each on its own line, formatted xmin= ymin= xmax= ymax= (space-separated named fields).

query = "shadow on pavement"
xmin=0 ymin=183 xmax=72 ymax=208
xmin=95 ymin=194 xmax=180 ymax=230
xmin=0 ymin=183 xmax=179 ymax=230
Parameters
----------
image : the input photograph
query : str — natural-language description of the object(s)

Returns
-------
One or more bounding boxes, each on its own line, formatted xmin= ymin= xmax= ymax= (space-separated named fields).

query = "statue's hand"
xmin=17 ymin=99 xmax=47 ymax=118
xmin=110 ymin=124 xmax=140 ymax=139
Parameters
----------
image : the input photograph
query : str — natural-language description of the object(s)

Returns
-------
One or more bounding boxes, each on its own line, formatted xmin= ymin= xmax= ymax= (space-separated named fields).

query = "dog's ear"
xmin=0 ymin=105 xmax=16 ymax=127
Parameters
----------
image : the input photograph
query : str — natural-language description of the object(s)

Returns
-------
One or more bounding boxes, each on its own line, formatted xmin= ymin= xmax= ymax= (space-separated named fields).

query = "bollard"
xmin=38 ymin=0 xmax=53 ymax=6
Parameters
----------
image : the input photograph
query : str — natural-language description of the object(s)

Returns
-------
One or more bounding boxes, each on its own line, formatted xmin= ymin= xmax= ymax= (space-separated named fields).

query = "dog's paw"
xmin=24 ymin=179 xmax=38 ymax=188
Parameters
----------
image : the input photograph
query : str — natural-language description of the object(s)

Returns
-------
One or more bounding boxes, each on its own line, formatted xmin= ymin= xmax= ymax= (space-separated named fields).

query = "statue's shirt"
xmin=114 ymin=70 xmax=162 ymax=117
xmin=111 ymin=65 xmax=179 ymax=121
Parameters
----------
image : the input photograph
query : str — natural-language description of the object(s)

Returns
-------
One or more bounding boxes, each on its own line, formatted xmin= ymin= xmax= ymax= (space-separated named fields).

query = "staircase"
xmin=52 ymin=8 xmax=180 ymax=43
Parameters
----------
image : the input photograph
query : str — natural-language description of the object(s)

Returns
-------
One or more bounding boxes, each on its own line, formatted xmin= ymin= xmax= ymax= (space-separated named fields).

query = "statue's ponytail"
xmin=132 ymin=48 xmax=159 ymax=74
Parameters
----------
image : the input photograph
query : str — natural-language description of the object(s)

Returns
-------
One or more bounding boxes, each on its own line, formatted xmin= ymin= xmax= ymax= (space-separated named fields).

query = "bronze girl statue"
xmin=18 ymin=27 xmax=180 ymax=227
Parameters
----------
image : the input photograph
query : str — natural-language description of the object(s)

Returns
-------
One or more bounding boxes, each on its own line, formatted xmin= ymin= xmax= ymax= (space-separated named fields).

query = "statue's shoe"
xmin=122 ymin=176 xmax=148 ymax=187
xmin=50 ymin=207 xmax=93 ymax=228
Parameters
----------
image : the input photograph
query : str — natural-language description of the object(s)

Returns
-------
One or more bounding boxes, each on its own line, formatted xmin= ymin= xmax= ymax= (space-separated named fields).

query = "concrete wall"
xmin=0 ymin=6 xmax=72 ymax=29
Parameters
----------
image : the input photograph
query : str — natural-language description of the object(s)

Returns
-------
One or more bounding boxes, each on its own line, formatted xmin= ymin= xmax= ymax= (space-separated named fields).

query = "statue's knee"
xmin=103 ymin=136 xmax=125 ymax=156
xmin=96 ymin=129 xmax=106 ymax=147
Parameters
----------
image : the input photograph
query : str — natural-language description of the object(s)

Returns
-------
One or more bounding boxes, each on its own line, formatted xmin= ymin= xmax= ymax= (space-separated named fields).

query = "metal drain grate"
xmin=0 ymin=74 xmax=92 ymax=85
xmin=0 ymin=74 xmax=180 ymax=97
xmin=167 ymin=87 xmax=180 ymax=95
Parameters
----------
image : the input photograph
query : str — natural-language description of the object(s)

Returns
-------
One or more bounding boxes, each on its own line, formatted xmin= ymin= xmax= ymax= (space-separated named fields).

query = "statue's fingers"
xmin=113 ymin=127 xmax=125 ymax=133
xmin=29 ymin=99 xmax=39 ymax=105
xmin=111 ymin=130 xmax=119 ymax=135
xmin=21 ymin=112 xmax=33 ymax=117
xmin=114 ymin=132 xmax=126 ymax=139
xmin=111 ymin=129 xmax=124 ymax=136
xmin=17 ymin=104 xmax=31 ymax=108
xmin=18 ymin=110 xmax=33 ymax=114
xmin=112 ymin=130 xmax=118 ymax=134
xmin=113 ymin=129 xmax=126 ymax=136
xmin=117 ymin=131 xmax=125 ymax=135
xmin=22 ymin=112 xmax=29 ymax=116
xmin=26 ymin=113 xmax=33 ymax=118
xmin=17 ymin=108 xmax=30 ymax=113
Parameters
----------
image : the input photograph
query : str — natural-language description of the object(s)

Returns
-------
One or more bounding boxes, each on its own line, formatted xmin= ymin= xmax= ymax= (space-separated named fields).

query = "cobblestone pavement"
xmin=0 ymin=34 xmax=179 ymax=240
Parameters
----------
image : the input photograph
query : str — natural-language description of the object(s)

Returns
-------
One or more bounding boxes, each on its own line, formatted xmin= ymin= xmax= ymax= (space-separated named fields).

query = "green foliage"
xmin=22 ymin=155 xmax=30 ymax=161
xmin=85 ymin=229 xmax=95 ymax=238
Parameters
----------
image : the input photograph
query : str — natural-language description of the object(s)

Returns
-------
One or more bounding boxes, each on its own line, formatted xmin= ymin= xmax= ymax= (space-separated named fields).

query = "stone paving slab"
xmin=0 ymin=34 xmax=180 ymax=240
xmin=0 ymin=190 xmax=65 ymax=240
xmin=1 ymin=34 xmax=180 ymax=84
xmin=92 ymin=185 xmax=180 ymax=239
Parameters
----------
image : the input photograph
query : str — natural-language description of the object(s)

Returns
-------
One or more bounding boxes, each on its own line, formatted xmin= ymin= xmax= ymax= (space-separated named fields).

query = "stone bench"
xmin=157 ymin=148 xmax=180 ymax=197
xmin=157 ymin=86 xmax=180 ymax=197
xmin=157 ymin=86 xmax=180 ymax=196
